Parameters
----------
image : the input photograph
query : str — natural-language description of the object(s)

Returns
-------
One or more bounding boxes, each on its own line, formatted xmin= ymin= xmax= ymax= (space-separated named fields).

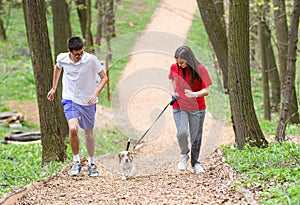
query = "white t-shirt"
xmin=56 ymin=52 xmax=105 ymax=106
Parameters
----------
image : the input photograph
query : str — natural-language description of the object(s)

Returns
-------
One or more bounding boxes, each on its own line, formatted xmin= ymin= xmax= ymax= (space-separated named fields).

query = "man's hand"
xmin=87 ymin=96 xmax=98 ymax=105
xmin=47 ymin=88 xmax=56 ymax=101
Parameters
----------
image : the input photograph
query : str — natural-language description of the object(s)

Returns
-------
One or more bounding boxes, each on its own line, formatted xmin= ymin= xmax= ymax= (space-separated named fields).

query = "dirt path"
xmin=2 ymin=0 xmax=255 ymax=204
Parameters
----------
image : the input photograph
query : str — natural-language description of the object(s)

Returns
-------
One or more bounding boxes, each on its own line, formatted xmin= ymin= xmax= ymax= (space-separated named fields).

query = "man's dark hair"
xmin=67 ymin=37 xmax=84 ymax=51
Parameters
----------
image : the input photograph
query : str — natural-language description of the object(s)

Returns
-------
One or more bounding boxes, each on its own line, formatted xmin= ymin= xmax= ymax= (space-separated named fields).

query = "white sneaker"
xmin=191 ymin=163 xmax=205 ymax=174
xmin=178 ymin=154 xmax=189 ymax=171
xmin=68 ymin=161 xmax=82 ymax=176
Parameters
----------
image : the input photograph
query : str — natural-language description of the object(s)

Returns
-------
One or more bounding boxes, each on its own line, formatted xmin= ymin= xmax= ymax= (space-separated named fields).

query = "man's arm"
xmin=87 ymin=70 xmax=108 ymax=105
xmin=47 ymin=64 xmax=62 ymax=101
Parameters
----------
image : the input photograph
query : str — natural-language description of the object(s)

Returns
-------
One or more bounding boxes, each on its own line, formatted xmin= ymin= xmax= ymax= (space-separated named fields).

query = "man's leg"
xmin=68 ymin=118 xmax=80 ymax=157
xmin=84 ymin=129 xmax=99 ymax=177
xmin=84 ymin=129 xmax=95 ymax=165
xmin=68 ymin=118 xmax=82 ymax=176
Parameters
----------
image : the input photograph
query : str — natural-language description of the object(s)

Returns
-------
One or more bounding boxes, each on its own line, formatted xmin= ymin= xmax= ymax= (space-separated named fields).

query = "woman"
xmin=168 ymin=46 xmax=212 ymax=174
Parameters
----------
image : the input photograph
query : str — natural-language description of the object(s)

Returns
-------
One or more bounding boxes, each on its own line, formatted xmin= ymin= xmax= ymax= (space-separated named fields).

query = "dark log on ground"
xmin=0 ymin=111 xmax=24 ymax=124
xmin=4 ymin=131 xmax=41 ymax=142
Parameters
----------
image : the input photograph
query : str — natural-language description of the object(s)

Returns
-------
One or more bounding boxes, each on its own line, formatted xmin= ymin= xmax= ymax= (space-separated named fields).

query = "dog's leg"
xmin=128 ymin=164 xmax=135 ymax=177
xmin=121 ymin=168 xmax=127 ymax=180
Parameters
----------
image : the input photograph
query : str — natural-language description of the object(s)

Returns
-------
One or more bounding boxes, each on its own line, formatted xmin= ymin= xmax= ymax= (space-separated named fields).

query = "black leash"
xmin=131 ymin=94 xmax=179 ymax=151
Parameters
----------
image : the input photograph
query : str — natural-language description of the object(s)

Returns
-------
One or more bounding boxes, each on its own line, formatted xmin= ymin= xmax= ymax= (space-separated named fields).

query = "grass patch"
xmin=222 ymin=142 xmax=300 ymax=205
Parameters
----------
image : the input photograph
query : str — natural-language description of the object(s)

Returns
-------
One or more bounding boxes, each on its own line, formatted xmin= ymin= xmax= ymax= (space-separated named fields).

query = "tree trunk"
xmin=196 ymin=0 xmax=229 ymax=92
xmin=213 ymin=0 xmax=226 ymax=31
xmin=85 ymin=0 xmax=93 ymax=52
xmin=0 ymin=0 xmax=6 ymax=41
xmin=22 ymin=0 xmax=67 ymax=164
xmin=104 ymin=0 xmax=112 ymax=60
xmin=52 ymin=0 xmax=72 ymax=51
xmin=272 ymin=0 xmax=288 ymax=91
xmin=276 ymin=0 xmax=300 ymax=142
xmin=258 ymin=20 xmax=271 ymax=120
xmin=51 ymin=0 xmax=72 ymax=140
xmin=95 ymin=0 xmax=104 ymax=45
xmin=265 ymin=26 xmax=281 ymax=112
xmin=107 ymin=0 xmax=115 ymax=37
xmin=228 ymin=0 xmax=268 ymax=149
xmin=75 ymin=0 xmax=93 ymax=49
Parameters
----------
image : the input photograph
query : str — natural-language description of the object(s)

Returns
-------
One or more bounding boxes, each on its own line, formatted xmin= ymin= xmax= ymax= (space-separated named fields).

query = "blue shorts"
xmin=62 ymin=99 xmax=96 ymax=130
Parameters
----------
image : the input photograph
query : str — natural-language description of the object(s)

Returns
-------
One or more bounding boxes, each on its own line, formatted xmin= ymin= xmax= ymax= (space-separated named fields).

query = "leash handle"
xmin=170 ymin=93 xmax=179 ymax=105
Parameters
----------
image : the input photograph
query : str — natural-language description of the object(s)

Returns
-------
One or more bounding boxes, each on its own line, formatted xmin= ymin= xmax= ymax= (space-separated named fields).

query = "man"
xmin=47 ymin=37 xmax=108 ymax=177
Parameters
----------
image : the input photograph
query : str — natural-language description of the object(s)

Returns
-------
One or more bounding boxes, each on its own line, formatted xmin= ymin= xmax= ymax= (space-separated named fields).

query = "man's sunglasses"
xmin=71 ymin=51 xmax=84 ymax=58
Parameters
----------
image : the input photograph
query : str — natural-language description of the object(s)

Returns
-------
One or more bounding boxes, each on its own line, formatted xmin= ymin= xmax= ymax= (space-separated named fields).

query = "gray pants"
xmin=173 ymin=109 xmax=206 ymax=167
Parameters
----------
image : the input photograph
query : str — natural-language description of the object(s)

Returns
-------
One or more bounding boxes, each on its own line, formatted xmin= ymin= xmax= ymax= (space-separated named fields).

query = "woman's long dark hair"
xmin=174 ymin=46 xmax=201 ymax=86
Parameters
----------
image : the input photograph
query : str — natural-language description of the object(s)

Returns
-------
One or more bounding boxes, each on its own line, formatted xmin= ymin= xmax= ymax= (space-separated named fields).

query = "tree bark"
xmin=0 ymin=0 xmax=6 ymax=41
xmin=272 ymin=0 xmax=288 ymax=90
xmin=104 ymin=0 xmax=112 ymax=60
xmin=85 ymin=0 xmax=92 ymax=52
xmin=51 ymin=0 xmax=71 ymax=141
xmin=196 ymin=0 xmax=229 ymax=92
xmin=213 ymin=0 xmax=226 ymax=31
xmin=75 ymin=0 xmax=93 ymax=50
xmin=95 ymin=0 xmax=104 ymax=45
xmin=276 ymin=0 xmax=300 ymax=142
xmin=22 ymin=0 xmax=67 ymax=164
xmin=272 ymin=0 xmax=299 ymax=124
xmin=228 ymin=0 xmax=268 ymax=149
xmin=265 ymin=27 xmax=281 ymax=112
xmin=258 ymin=19 xmax=271 ymax=120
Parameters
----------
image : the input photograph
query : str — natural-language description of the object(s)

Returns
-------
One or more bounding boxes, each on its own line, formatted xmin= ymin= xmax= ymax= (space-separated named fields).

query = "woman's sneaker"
xmin=191 ymin=163 xmax=205 ymax=174
xmin=88 ymin=163 xmax=99 ymax=177
xmin=68 ymin=161 xmax=82 ymax=176
xmin=178 ymin=154 xmax=189 ymax=171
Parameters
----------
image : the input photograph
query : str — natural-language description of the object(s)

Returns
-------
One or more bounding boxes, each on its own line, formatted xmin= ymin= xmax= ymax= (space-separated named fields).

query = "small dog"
xmin=118 ymin=150 xmax=135 ymax=180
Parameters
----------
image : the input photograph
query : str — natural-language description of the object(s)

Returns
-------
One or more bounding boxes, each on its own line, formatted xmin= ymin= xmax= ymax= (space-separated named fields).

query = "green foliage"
xmin=0 ymin=143 xmax=65 ymax=198
xmin=222 ymin=142 xmax=300 ymax=204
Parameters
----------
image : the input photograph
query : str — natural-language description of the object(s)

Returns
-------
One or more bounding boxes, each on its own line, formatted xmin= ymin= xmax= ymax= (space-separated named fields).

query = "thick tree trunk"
xmin=52 ymin=0 xmax=72 ymax=53
xmin=22 ymin=0 xmax=67 ymax=164
xmin=213 ymin=0 xmax=226 ymax=31
xmin=196 ymin=0 xmax=229 ymax=92
xmin=51 ymin=0 xmax=71 ymax=141
xmin=276 ymin=0 xmax=300 ymax=142
xmin=228 ymin=0 xmax=268 ymax=149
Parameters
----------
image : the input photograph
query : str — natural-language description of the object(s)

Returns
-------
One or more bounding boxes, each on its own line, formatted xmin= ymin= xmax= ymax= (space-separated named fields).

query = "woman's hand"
xmin=184 ymin=89 xmax=199 ymax=98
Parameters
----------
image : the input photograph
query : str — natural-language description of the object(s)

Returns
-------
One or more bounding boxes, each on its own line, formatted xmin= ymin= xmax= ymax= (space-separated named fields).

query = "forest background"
xmin=0 ymin=0 xmax=299 ymax=204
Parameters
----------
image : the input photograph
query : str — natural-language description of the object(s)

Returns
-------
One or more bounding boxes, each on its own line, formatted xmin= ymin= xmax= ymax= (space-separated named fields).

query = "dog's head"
xmin=118 ymin=151 xmax=133 ymax=165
